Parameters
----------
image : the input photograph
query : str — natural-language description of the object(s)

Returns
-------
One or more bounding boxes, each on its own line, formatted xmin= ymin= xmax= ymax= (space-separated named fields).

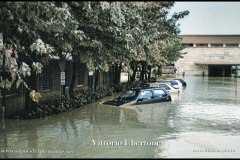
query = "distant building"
xmin=175 ymin=35 xmax=240 ymax=77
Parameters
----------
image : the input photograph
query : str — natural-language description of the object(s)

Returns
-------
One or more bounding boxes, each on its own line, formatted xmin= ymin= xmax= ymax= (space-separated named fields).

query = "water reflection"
xmin=1 ymin=76 xmax=240 ymax=158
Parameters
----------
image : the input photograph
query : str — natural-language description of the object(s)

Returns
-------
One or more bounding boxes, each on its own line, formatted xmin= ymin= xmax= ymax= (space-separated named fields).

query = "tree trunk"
xmin=94 ymin=69 xmax=99 ymax=90
xmin=88 ymin=74 xmax=93 ymax=91
xmin=118 ymin=64 xmax=122 ymax=85
xmin=147 ymin=65 xmax=152 ymax=79
xmin=130 ymin=61 xmax=137 ymax=83
xmin=1 ymin=89 xmax=6 ymax=114
xmin=140 ymin=61 xmax=147 ymax=81
xmin=158 ymin=66 xmax=162 ymax=76
xmin=110 ymin=65 xmax=114 ymax=87
xmin=1 ymin=55 xmax=7 ymax=118
xmin=113 ymin=64 xmax=122 ymax=86
xmin=69 ymin=61 xmax=77 ymax=98
xmin=140 ymin=68 xmax=144 ymax=81
xmin=113 ymin=64 xmax=117 ymax=85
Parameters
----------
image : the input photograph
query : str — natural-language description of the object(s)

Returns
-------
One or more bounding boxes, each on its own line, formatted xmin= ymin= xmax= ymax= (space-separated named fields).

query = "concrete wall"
xmin=175 ymin=47 xmax=240 ymax=76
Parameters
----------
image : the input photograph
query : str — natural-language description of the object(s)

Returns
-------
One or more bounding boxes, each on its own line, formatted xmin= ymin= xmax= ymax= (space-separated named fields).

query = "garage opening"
xmin=208 ymin=65 xmax=231 ymax=77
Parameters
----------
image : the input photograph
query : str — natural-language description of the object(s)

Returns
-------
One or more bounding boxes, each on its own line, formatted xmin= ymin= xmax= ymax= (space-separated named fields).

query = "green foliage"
xmin=32 ymin=62 xmax=43 ymax=74
xmin=18 ymin=62 xmax=31 ymax=77
xmin=30 ymin=38 xmax=55 ymax=55
xmin=0 ymin=2 xmax=81 ymax=94
xmin=16 ymin=79 xmax=23 ymax=89
xmin=0 ymin=1 xmax=189 ymax=101
xmin=0 ymin=78 xmax=12 ymax=90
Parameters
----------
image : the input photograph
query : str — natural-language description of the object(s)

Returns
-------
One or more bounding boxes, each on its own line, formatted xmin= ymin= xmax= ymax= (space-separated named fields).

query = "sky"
xmin=170 ymin=2 xmax=240 ymax=35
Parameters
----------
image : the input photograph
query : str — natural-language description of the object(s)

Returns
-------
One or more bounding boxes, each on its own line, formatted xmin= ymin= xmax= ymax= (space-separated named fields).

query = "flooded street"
xmin=1 ymin=76 xmax=240 ymax=158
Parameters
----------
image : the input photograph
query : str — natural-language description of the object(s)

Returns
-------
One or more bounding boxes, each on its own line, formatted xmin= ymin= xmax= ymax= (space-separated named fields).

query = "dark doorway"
xmin=208 ymin=65 xmax=231 ymax=77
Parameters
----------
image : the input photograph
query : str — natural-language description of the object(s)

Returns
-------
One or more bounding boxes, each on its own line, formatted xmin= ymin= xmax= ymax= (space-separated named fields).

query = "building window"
xmin=211 ymin=43 xmax=223 ymax=47
xmin=38 ymin=64 xmax=50 ymax=91
xmin=196 ymin=43 xmax=208 ymax=47
xmin=226 ymin=44 xmax=239 ymax=47
xmin=183 ymin=43 xmax=194 ymax=47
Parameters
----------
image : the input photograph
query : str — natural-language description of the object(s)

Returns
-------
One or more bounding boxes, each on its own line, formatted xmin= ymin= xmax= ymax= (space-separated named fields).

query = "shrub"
xmin=9 ymin=87 xmax=113 ymax=119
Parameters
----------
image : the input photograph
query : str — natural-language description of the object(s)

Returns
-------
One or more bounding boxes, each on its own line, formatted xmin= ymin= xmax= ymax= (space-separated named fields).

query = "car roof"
xmin=166 ymin=78 xmax=185 ymax=81
xmin=142 ymin=87 xmax=168 ymax=92
xmin=154 ymin=82 xmax=168 ymax=84
xmin=156 ymin=80 xmax=173 ymax=82
xmin=132 ymin=86 xmax=166 ymax=91
xmin=141 ymin=87 xmax=158 ymax=90
xmin=149 ymin=82 xmax=169 ymax=85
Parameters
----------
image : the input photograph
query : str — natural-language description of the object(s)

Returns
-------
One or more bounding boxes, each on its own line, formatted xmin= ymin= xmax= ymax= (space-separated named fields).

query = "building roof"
xmin=179 ymin=35 xmax=240 ymax=44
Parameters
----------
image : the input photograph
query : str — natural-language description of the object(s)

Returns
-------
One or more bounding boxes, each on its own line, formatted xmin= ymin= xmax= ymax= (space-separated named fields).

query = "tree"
xmin=68 ymin=1 xmax=189 ymax=89
xmin=68 ymin=2 xmax=132 ymax=95
xmin=121 ymin=2 xmax=189 ymax=81
xmin=0 ymin=1 xmax=189 ymax=113
xmin=0 ymin=2 xmax=79 ymax=110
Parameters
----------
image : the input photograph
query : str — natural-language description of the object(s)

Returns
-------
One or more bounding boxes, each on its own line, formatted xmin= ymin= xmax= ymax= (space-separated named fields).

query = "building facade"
xmin=0 ymin=59 xmax=113 ymax=116
xmin=175 ymin=35 xmax=240 ymax=77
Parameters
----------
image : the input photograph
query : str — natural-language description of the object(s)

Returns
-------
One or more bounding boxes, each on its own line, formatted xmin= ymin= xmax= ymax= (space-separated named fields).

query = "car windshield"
xmin=170 ymin=80 xmax=178 ymax=85
xmin=138 ymin=90 xmax=153 ymax=100
xmin=120 ymin=90 xmax=138 ymax=98
xmin=149 ymin=83 xmax=159 ymax=88
xmin=159 ymin=84 xmax=170 ymax=90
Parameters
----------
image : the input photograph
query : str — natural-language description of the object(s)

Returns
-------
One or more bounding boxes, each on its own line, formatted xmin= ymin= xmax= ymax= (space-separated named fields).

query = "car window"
xmin=121 ymin=90 xmax=137 ymax=98
xmin=159 ymin=84 xmax=170 ymax=90
xmin=170 ymin=80 xmax=178 ymax=85
xmin=159 ymin=84 xmax=165 ymax=88
xmin=150 ymin=84 xmax=159 ymax=88
xmin=160 ymin=81 xmax=171 ymax=85
xmin=138 ymin=90 xmax=153 ymax=100
xmin=164 ymin=85 xmax=170 ymax=90
xmin=153 ymin=89 xmax=167 ymax=98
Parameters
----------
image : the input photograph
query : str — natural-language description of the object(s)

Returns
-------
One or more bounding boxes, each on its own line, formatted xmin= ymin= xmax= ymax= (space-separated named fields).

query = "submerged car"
xmin=175 ymin=78 xmax=187 ymax=87
xmin=166 ymin=78 xmax=187 ymax=87
xmin=147 ymin=82 xmax=180 ymax=94
xmin=102 ymin=88 xmax=171 ymax=107
xmin=157 ymin=79 xmax=182 ymax=89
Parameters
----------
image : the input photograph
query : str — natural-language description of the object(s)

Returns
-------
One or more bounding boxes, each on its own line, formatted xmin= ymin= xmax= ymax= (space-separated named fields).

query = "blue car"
xmin=103 ymin=87 xmax=171 ymax=107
